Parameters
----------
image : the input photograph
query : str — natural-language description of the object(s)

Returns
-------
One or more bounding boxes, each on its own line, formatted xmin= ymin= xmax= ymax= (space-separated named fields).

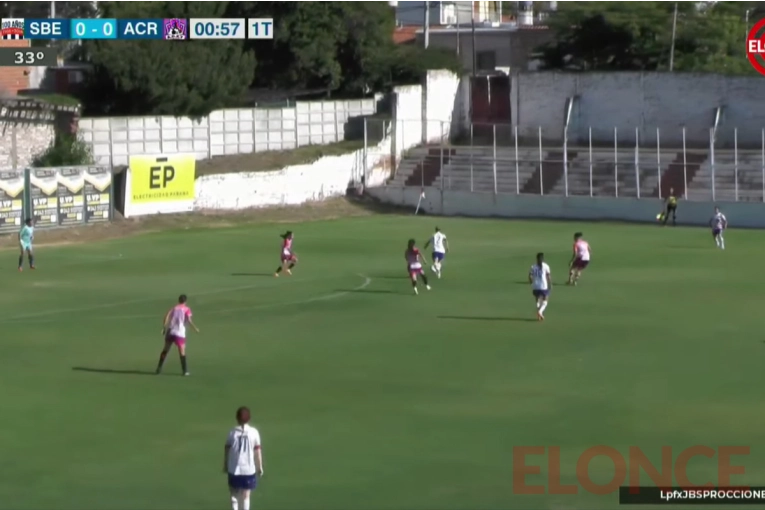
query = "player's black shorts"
xmin=666 ymin=204 xmax=677 ymax=213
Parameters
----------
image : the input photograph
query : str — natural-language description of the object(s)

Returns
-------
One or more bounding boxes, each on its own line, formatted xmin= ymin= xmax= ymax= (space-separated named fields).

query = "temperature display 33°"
xmin=0 ymin=47 xmax=58 ymax=67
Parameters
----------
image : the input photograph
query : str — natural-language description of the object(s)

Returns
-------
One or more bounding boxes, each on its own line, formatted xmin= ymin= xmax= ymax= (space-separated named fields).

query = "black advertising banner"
xmin=84 ymin=166 xmax=112 ymax=222
xmin=0 ymin=170 xmax=24 ymax=233
xmin=30 ymin=168 xmax=58 ymax=228
xmin=57 ymin=167 xmax=85 ymax=226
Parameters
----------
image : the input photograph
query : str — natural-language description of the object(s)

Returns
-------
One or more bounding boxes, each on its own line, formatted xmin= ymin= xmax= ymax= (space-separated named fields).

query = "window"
xmin=476 ymin=51 xmax=496 ymax=71
xmin=441 ymin=3 xmax=457 ymax=25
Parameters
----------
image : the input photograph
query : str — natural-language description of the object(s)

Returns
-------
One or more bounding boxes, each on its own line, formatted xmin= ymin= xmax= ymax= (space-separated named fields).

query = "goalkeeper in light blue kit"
xmin=18 ymin=218 xmax=35 ymax=271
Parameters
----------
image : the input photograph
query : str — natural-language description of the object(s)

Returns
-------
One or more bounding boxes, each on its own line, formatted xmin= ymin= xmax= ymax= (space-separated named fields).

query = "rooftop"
xmin=393 ymin=21 xmax=550 ymax=43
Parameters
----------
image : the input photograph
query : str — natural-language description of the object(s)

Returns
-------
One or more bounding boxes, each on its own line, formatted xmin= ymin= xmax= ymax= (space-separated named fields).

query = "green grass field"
xmin=0 ymin=215 xmax=763 ymax=510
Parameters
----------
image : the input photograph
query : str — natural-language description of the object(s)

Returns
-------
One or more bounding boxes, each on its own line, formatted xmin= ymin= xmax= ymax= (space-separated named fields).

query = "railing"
xmin=382 ymin=121 xmax=765 ymax=203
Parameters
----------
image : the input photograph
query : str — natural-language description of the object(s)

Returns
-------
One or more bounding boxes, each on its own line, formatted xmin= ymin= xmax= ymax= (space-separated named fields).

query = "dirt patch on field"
xmin=0 ymin=198 xmax=407 ymax=250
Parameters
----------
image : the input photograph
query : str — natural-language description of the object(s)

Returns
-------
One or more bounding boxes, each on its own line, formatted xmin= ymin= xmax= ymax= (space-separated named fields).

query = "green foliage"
xmin=390 ymin=45 xmax=463 ymax=85
xmin=79 ymin=1 xmax=255 ymax=117
xmin=540 ymin=1 xmax=765 ymax=75
xmin=228 ymin=2 xmax=459 ymax=95
xmin=0 ymin=1 xmax=95 ymax=18
xmin=32 ymin=135 xmax=93 ymax=168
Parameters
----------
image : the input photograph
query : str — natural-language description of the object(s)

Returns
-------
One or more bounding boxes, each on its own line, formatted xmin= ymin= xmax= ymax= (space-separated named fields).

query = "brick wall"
xmin=0 ymin=39 xmax=30 ymax=95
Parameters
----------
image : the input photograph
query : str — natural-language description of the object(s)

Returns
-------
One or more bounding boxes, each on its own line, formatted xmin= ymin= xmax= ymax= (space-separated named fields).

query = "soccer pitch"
xmin=0 ymin=214 xmax=763 ymax=510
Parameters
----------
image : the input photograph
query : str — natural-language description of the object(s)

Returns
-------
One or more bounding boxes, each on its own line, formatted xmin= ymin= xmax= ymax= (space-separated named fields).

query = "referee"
xmin=662 ymin=188 xmax=678 ymax=226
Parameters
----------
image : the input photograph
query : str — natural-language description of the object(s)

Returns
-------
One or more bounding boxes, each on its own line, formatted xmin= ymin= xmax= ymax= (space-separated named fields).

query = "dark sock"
xmin=288 ymin=263 xmax=295 ymax=269
xmin=180 ymin=355 xmax=188 ymax=373
xmin=275 ymin=266 xmax=282 ymax=274
xmin=18 ymin=255 xmax=22 ymax=267
xmin=156 ymin=351 xmax=168 ymax=371
xmin=29 ymin=255 xmax=34 ymax=267
xmin=411 ymin=280 xmax=417 ymax=288
xmin=421 ymin=274 xmax=429 ymax=285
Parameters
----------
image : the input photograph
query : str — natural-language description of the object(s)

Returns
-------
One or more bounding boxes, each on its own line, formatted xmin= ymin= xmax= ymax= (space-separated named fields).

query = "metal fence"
xmin=382 ymin=121 xmax=765 ymax=203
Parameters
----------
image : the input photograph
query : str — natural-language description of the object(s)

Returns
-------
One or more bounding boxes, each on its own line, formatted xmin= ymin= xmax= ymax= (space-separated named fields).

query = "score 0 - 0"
xmin=248 ymin=19 xmax=273 ymax=39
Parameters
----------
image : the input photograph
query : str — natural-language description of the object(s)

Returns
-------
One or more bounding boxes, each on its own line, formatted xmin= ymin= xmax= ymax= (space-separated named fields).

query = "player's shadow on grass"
xmin=438 ymin=315 xmax=537 ymax=322
xmin=230 ymin=272 xmax=274 ymax=277
xmin=72 ymin=367 xmax=162 ymax=376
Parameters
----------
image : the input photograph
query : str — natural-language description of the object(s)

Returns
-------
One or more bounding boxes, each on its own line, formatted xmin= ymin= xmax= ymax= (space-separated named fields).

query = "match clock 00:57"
xmin=189 ymin=18 xmax=245 ymax=39
xmin=0 ymin=47 xmax=58 ymax=67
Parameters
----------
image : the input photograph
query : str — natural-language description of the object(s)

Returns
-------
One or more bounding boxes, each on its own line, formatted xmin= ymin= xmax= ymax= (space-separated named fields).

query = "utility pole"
xmin=669 ymin=2 xmax=678 ymax=72
xmin=423 ymin=1 xmax=430 ymax=49
xmin=471 ymin=1 xmax=477 ymax=76
xmin=50 ymin=1 xmax=56 ymax=18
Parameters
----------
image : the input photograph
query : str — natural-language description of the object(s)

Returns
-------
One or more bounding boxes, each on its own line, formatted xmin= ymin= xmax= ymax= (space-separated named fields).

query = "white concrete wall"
xmin=368 ymin=186 xmax=765 ymax=228
xmin=512 ymin=72 xmax=765 ymax=149
xmin=194 ymin=140 xmax=390 ymax=210
xmin=79 ymin=99 xmax=377 ymax=166
xmin=193 ymin=70 xmax=465 ymax=210
xmin=424 ymin=70 xmax=462 ymax=142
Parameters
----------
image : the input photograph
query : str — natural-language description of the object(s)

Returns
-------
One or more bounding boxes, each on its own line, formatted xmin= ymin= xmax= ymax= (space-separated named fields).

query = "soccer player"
xmin=18 ymin=218 xmax=35 ymax=271
xmin=274 ymin=231 xmax=298 ymax=277
xmin=662 ymin=188 xmax=678 ymax=226
xmin=424 ymin=226 xmax=449 ymax=278
xmin=405 ymin=238 xmax=431 ymax=295
xmin=529 ymin=252 xmax=552 ymax=321
xmin=710 ymin=206 xmax=727 ymax=250
xmin=567 ymin=232 xmax=591 ymax=286
xmin=156 ymin=294 xmax=199 ymax=376
xmin=224 ymin=406 xmax=263 ymax=510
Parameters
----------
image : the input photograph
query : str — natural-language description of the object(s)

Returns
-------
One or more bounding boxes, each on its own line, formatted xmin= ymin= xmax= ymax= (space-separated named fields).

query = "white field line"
xmin=0 ymin=275 xmax=335 ymax=323
xmin=0 ymin=275 xmax=372 ymax=324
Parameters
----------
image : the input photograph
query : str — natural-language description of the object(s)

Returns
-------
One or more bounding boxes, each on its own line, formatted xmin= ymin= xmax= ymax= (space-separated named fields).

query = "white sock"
xmin=242 ymin=495 xmax=250 ymax=510
xmin=539 ymin=301 xmax=548 ymax=314
xmin=231 ymin=495 xmax=239 ymax=510
xmin=720 ymin=236 xmax=725 ymax=249
xmin=535 ymin=301 xmax=541 ymax=310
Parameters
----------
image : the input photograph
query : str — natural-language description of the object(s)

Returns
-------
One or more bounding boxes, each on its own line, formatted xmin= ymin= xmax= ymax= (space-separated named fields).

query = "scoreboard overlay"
xmin=0 ymin=17 xmax=273 ymax=42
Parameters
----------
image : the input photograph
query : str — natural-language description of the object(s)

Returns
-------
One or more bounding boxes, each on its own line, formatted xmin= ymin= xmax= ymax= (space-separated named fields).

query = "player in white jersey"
xmin=424 ymin=226 xmax=449 ymax=278
xmin=529 ymin=252 xmax=552 ymax=321
xmin=567 ymin=232 xmax=591 ymax=286
xmin=710 ymin=206 xmax=727 ymax=250
xmin=224 ymin=407 xmax=263 ymax=510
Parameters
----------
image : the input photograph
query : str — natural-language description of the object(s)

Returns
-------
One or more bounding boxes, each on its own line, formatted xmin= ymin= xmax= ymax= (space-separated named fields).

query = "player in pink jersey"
xmin=156 ymin=294 xmax=200 ymax=376
xmin=275 ymin=231 xmax=298 ymax=277
xmin=567 ymin=232 xmax=591 ymax=286
xmin=405 ymin=239 xmax=431 ymax=295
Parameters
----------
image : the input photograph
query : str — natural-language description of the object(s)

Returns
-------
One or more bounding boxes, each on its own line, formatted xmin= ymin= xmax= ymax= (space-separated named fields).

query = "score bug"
xmin=189 ymin=18 xmax=245 ymax=39
xmin=0 ymin=48 xmax=58 ymax=66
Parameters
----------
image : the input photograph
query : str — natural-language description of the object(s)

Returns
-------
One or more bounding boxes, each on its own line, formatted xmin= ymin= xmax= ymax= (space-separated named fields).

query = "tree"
xmin=229 ymin=2 xmax=395 ymax=95
xmin=539 ymin=1 xmax=765 ymax=75
xmin=78 ymin=1 xmax=255 ymax=117
xmin=228 ymin=2 xmax=460 ymax=96
xmin=0 ymin=1 xmax=95 ymax=19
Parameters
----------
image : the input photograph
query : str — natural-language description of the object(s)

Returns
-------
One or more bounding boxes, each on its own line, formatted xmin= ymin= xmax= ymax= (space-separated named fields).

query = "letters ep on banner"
xmin=125 ymin=154 xmax=196 ymax=217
